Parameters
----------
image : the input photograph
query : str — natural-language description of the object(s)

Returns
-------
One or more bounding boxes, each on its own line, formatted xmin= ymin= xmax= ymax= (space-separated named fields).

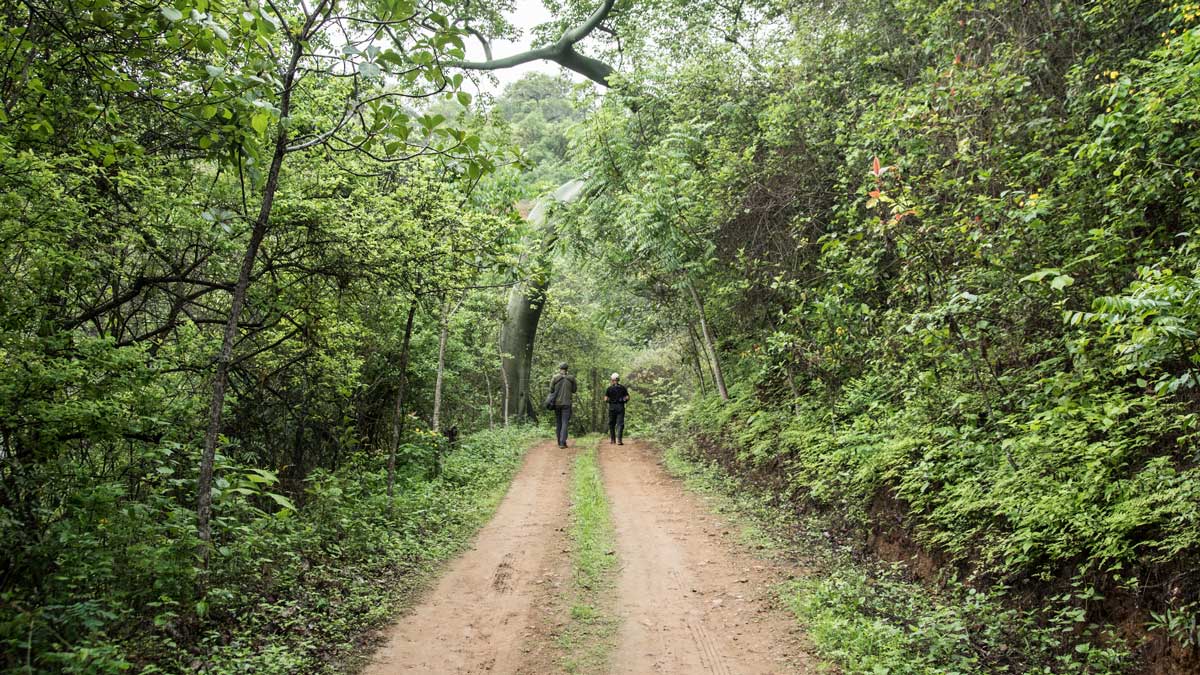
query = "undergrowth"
xmin=2 ymin=427 xmax=540 ymax=674
xmin=659 ymin=439 xmax=1131 ymax=675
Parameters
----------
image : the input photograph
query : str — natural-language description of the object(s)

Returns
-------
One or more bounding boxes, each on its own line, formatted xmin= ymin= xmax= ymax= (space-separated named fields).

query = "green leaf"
xmin=266 ymin=492 xmax=295 ymax=512
xmin=1050 ymin=274 xmax=1075 ymax=291
xmin=251 ymin=111 xmax=269 ymax=135
xmin=1020 ymin=268 xmax=1059 ymax=284
xmin=161 ymin=6 xmax=183 ymax=21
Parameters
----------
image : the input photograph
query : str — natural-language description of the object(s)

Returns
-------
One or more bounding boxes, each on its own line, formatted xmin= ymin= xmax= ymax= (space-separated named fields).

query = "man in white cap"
xmin=603 ymin=372 xmax=630 ymax=445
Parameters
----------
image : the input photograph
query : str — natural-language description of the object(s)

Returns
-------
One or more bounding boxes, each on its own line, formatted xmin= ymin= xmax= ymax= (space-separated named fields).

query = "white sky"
xmin=463 ymin=0 xmax=586 ymax=96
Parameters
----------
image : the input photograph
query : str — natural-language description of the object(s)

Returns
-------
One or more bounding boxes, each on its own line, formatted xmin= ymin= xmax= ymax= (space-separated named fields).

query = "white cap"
xmin=610 ymin=372 xmax=620 ymax=380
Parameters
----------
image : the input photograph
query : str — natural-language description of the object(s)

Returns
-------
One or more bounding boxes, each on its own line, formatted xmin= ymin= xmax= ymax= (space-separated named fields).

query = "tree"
xmin=499 ymin=180 xmax=586 ymax=420
xmin=566 ymin=96 xmax=746 ymax=400
xmin=188 ymin=0 xmax=491 ymax=568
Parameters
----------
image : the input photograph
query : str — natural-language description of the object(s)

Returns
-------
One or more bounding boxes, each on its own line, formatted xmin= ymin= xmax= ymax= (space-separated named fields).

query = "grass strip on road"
xmin=559 ymin=437 xmax=620 ymax=674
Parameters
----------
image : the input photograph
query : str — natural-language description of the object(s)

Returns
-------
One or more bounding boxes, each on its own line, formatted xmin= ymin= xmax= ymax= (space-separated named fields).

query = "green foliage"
xmin=8 ymin=0 xmax=1200 ymax=669
xmin=0 ymin=1 xmax=538 ymax=670
xmin=489 ymin=73 xmax=590 ymax=192
xmin=565 ymin=0 xmax=1200 ymax=666
xmin=0 ymin=427 xmax=538 ymax=673
xmin=790 ymin=568 xmax=1129 ymax=675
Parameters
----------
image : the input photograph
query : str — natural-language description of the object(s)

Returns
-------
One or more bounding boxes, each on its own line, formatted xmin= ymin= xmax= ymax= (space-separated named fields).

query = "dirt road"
xmin=363 ymin=439 xmax=811 ymax=674
xmin=602 ymin=441 xmax=810 ymax=674
xmin=363 ymin=441 xmax=574 ymax=675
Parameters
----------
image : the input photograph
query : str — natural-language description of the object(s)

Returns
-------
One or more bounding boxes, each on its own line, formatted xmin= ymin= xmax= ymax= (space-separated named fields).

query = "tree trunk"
xmin=387 ymin=302 xmax=417 ymax=499
xmin=483 ymin=363 xmax=495 ymax=431
xmin=687 ymin=279 xmax=728 ymax=401
xmin=590 ymin=368 xmax=598 ymax=433
xmin=196 ymin=43 xmax=301 ymax=566
xmin=290 ymin=373 xmax=309 ymax=487
xmin=686 ymin=322 xmax=709 ymax=397
xmin=499 ymin=339 xmax=510 ymax=428
xmin=499 ymin=278 xmax=547 ymax=422
xmin=432 ymin=294 xmax=463 ymax=432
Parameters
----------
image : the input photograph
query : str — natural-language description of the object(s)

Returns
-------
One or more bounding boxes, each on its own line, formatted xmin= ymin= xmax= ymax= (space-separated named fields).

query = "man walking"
xmin=550 ymin=363 xmax=577 ymax=448
xmin=604 ymin=372 xmax=630 ymax=445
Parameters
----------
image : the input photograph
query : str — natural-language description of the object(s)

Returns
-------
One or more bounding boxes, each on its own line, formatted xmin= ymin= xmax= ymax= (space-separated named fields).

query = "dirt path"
xmin=601 ymin=440 xmax=812 ymax=675
xmin=363 ymin=438 xmax=812 ymax=674
xmin=363 ymin=441 xmax=574 ymax=675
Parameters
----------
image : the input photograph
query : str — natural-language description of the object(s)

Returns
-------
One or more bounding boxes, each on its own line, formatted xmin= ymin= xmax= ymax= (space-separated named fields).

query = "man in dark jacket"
xmin=550 ymin=363 xmax=577 ymax=448
xmin=604 ymin=372 xmax=630 ymax=445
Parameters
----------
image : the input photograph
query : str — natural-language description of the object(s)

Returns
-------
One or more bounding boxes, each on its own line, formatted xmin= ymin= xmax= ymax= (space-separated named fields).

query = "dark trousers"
xmin=608 ymin=408 xmax=625 ymax=442
xmin=555 ymin=405 xmax=572 ymax=446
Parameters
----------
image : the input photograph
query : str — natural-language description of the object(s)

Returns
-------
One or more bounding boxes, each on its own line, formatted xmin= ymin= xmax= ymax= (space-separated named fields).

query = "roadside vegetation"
xmin=662 ymin=441 xmax=1130 ymax=675
xmin=558 ymin=0 xmax=1200 ymax=671
xmin=5 ymin=0 xmax=1200 ymax=672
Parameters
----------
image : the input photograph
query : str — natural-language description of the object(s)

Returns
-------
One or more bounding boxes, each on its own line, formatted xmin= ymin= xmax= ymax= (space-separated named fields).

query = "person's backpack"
xmin=544 ymin=378 xmax=559 ymax=410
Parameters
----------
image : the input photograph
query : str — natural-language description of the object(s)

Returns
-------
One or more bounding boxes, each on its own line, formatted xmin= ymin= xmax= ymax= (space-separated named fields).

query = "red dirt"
xmin=363 ymin=441 xmax=575 ymax=674
xmin=362 ymin=438 xmax=813 ymax=674
xmin=600 ymin=440 xmax=813 ymax=675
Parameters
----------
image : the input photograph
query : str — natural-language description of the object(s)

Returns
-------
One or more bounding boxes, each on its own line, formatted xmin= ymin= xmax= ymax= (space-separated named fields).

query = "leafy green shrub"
xmin=0 ymin=427 xmax=538 ymax=674
xmin=790 ymin=567 xmax=1129 ymax=675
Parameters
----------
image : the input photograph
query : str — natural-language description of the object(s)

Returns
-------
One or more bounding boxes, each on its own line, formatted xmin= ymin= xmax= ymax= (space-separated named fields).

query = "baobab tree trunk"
xmin=387 ymin=303 xmax=417 ymax=499
xmin=687 ymin=279 xmax=728 ymax=401
xmin=495 ymin=180 xmax=583 ymax=423
xmin=499 ymin=278 xmax=547 ymax=422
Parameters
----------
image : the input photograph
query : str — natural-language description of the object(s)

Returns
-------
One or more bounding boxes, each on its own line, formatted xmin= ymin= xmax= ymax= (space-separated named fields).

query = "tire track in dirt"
xmin=600 ymin=440 xmax=813 ymax=675
xmin=363 ymin=441 xmax=574 ymax=675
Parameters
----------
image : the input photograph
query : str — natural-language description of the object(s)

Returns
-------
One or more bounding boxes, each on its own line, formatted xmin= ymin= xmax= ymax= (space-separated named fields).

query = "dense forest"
xmin=2 ymin=0 xmax=1199 ymax=672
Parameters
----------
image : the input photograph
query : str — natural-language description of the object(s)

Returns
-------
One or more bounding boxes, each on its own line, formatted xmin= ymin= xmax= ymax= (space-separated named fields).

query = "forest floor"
xmin=360 ymin=438 xmax=814 ymax=675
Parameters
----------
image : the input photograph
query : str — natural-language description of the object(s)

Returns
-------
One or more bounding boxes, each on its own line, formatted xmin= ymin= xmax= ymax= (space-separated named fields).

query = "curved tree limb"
xmin=450 ymin=0 xmax=618 ymax=86
xmin=561 ymin=0 xmax=618 ymax=44
xmin=459 ymin=22 xmax=494 ymax=61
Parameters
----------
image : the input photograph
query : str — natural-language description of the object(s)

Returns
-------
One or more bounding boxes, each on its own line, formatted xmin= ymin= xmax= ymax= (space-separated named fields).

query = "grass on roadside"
xmin=658 ymin=439 xmax=1130 ymax=675
xmin=559 ymin=436 xmax=620 ymax=674
xmin=217 ymin=425 xmax=543 ymax=675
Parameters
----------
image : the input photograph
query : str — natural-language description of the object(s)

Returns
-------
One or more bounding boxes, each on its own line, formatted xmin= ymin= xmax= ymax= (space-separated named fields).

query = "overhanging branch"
xmin=449 ymin=0 xmax=618 ymax=86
